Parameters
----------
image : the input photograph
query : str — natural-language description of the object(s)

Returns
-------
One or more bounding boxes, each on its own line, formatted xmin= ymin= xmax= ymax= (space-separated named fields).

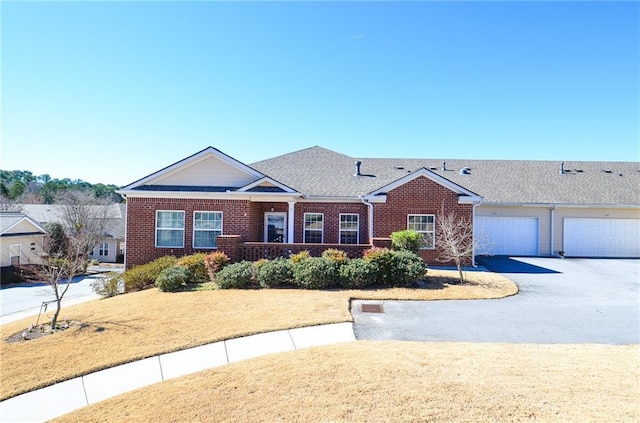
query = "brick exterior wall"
xmin=125 ymin=197 xmax=252 ymax=268
xmin=125 ymin=176 xmax=473 ymax=268
xmin=372 ymin=176 xmax=474 ymax=264
xmin=292 ymin=202 xmax=369 ymax=244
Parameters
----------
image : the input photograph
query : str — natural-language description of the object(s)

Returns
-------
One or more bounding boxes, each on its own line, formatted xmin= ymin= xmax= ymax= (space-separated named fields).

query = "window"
xmin=10 ymin=245 xmax=21 ymax=266
xmin=339 ymin=214 xmax=359 ymax=244
xmin=193 ymin=211 xmax=223 ymax=249
xmin=99 ymin=242 xmax=109 ymax=256
xmin=156 ymin=211 xmax=185 ymax=248
xmin=303 ymin=213 xmax=323 ymax=243
xmin=408 ymin=214 xmax=435 ymax=249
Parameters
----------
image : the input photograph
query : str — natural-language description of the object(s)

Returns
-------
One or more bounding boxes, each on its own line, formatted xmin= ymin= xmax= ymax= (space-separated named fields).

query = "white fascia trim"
xmin=237 ymin=177 xmax=298 ymax=193
xmin=118 ymin=190 xmax=301 ymax=202
xmin=297 ymin=196 xmax=365 ymax=203
xmin=2 ymin=216 xmax=47 ymax=235
xmin=120 ymin=147 xmax=264 ymax=190
xmin=363 ymin=194 xmax=482 ymax=205
xmin=362 ymin=195 xmax=387 ymax=203
xmin=481 ymin=202 xmax=640 ymax=209
xmin=366 ymin=167 xmax=480 ymax=199
xmin=458 ymin=195 xmax=483 ymax=204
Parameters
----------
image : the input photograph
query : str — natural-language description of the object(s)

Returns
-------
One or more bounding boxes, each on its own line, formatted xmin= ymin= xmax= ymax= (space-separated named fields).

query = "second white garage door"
xmin=563 ymin=218 xmax=640 ymax=257
xmin=475 ymin=217 xmax=539 ymax=256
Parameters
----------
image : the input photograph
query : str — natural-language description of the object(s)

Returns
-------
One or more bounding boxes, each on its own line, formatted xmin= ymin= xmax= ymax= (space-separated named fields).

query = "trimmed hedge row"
xmin=213 ymin=247 xmax=426 ymax=290
xmin=125 ymin=247 xmax=427 ymax=293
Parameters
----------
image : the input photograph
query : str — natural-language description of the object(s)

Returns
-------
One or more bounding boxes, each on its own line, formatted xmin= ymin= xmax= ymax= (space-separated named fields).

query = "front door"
xmin=265 ymin=213 xmax=287 ymax=243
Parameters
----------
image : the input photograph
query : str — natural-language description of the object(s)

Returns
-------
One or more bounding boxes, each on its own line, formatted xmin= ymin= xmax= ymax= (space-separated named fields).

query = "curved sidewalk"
xmin=0 ymin=322 xmax=355 ymax=423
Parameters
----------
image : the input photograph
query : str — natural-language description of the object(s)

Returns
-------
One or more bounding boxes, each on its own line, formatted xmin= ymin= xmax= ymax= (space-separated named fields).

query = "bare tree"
xmin=39 ymin=191 xmax=116 ymax=328
xmin=436 ymin=208 xmax=476 ymax=284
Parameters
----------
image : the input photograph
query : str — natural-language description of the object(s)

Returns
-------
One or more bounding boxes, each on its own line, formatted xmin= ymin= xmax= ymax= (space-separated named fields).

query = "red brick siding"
xmin=293 ymin=203 xmax=369 ymax=244
xmin=125 ymin=176 xmax=473 ymax=267
xmin=125 ymin=197 xmax=252 ymax=268
xmin=372 ymin=176 xmax=474 ymax=264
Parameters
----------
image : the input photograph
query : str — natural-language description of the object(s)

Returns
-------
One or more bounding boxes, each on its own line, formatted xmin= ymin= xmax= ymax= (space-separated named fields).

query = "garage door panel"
xmin=476 ymin=217 xmax=539 ymax=256
xmin=564 ymin=218 xmax=640 ymax=257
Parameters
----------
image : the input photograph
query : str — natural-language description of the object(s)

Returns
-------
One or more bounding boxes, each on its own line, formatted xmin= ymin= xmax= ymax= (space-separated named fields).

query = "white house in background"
xmin=0 ymin=212 xmax=47 ymax=267
xmin=19 ymin=204 xmax=126 ymax=263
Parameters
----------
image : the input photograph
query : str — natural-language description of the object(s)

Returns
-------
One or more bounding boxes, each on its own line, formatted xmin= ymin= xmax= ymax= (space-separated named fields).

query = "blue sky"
xmin=2 ymin=1 xmax=638 ymax=186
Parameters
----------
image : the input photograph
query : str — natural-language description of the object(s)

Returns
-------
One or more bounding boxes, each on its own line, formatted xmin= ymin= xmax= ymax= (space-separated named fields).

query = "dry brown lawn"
xmin=54 ymin=341 xmax=640 ymax=423
xmin=0 ymin=270 xmax=515 ymax=401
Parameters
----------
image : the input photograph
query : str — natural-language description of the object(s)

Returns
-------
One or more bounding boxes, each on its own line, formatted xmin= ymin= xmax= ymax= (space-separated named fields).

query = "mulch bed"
xmin=5 ymin=320 xmax=80 ymax=343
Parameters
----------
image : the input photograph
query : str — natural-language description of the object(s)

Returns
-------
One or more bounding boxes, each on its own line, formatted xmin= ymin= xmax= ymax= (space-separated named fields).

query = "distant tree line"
xmin=0 ymin=170 xmax=122 ymax=204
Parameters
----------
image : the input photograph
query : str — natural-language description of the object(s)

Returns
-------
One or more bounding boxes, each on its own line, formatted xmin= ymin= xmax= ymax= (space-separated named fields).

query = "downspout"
xmin=287 ymin=201 xmax=296 ymax=244
xmin=550 ymin=205 xmax=561 ymax=257
xmin=360 ymin=197 xmax=374 ymax=245
xmin=118 ymin=192 xmax=128 ymax=270
xmin=472 ymin=200 xmax=482 ymax=267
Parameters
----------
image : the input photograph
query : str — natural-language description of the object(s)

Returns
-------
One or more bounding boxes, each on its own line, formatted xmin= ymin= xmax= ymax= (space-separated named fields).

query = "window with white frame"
xmin=303 ymin=213 xmax=323 ymax=243
xmin=339 ymin=214 xmax=359 ymax=244
xmin=407 ymin=214 xmax=435 ymax=249
xmin=99 ymin=242 xmax=109 ymax=256
xmin=193 ymin=211 xmax=223 ymax=249
xmin=156 ymin=211 xmax=185 ymax=248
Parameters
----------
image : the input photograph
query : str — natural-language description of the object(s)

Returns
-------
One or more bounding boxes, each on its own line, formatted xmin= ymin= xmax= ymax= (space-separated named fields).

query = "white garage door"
xmin=475 ymin=217 xmax=539 ymax=256
xmin=563 ymin=218 xmax=640 ymax=257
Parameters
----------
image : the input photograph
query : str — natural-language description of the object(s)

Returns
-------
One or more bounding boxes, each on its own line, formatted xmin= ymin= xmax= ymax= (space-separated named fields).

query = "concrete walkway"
xmin=0 ymin=322 xmax=355 ymax=423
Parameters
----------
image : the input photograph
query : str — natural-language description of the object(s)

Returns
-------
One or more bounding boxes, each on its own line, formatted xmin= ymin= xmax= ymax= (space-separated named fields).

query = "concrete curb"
xmin=0 ymin=322 xmax=355 ymax=423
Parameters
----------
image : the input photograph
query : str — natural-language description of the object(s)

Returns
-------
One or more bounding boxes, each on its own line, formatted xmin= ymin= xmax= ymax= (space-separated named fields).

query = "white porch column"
xmin=287 ymin=201 xmax=296 ymax=243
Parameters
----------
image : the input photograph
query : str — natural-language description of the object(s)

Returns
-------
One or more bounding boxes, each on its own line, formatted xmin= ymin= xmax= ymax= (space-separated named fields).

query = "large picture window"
xmin=339 ymin=214 xmax=359 ymax=244
xmin=156 ymin=211 xmax=185 ymax=248
xmin=193 ymin=211 xmax=223 ymax=249
xmin=303 ymin=213 xmax=324 ymax=243
xmin=407 ymin=214 xmax=435 ymax=249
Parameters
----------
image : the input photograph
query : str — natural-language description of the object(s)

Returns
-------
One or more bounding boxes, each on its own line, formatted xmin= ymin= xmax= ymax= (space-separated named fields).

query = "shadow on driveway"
xmin=476 ymin=256 xmax=561 ymax=274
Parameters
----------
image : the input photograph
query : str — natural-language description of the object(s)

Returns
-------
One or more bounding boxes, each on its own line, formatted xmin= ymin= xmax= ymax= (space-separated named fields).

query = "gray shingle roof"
xmin=18 ymin=204 xmax=126 ymax=239
xmin=0 ymin=212 xmax=47 ymax=235
xmin=251 ymin=146 xmax=640 ymax=206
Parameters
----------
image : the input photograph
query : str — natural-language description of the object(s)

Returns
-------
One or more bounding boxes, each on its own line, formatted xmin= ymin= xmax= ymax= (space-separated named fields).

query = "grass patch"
xmin=0 ymin=269 xmax=516 ymax=401
xmin=53 ymin=341 xmax=640 ymax=422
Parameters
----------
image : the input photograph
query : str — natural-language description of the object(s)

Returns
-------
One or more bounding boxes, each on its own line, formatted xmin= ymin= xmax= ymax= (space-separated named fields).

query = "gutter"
xmin=472 ymin=199 xmax=482 ymax=266
xmin=360 ymin=197 xmax=374 ymax=245
xmin=549 ymin=205 xmax=564 ymax=258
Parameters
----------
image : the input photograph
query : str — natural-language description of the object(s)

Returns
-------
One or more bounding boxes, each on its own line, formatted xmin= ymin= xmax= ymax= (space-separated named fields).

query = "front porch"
xmin=217 ymin=235 xmax=392 ymax=262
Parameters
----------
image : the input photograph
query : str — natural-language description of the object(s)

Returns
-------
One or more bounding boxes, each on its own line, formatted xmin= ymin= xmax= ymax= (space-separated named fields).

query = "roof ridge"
xmin=251 ymin=145 xmax=352 ymax=165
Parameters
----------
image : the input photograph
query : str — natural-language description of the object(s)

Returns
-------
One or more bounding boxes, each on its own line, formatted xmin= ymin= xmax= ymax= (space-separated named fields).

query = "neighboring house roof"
xmin=0 ymin=212 xmax=47 ymax=237
xmin=251 ymin=146 xmax=640 ymax=206
xmin=18 ymin=204 xmax=126 ymax=239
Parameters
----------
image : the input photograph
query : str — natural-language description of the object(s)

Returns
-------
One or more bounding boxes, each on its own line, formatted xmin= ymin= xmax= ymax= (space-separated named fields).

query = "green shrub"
xmin=155 ymin=265 xmax=189 ymax=292
xmin=390 ymin=230 xmax=424 ymax=253
xmin=123 ymin=256 xmax=177 ymax=292
xmin=363 ymin=248 xmax=395 ymax=286
xmin=215 ymin=261 xmax=254 ymax=289
xmin=363 ymin=248 xmax=426 ymax=287
xmin=388 ymin=250 xmax=428 ymax=287
xmin=340 ymin=258 xmax=377 ymax=289
xmin=321 ymin=248 xmax=349 ymax=265
xmin=257 ymin=257 xmax=294 ymax=288
xmin=176 ymin=253 xmax=209 ymax=283
xmin=293 ymin=257 xmax=340 ymax=290
xmin=204 ymin=251 xmax=230 ymax=280
xmin=91 ymin=271 xmax=124 ymax=298
xmin=253 ymin=258 xmax=269 ymax=275
xmin=290 ymin=250 xmax=311 ymax=265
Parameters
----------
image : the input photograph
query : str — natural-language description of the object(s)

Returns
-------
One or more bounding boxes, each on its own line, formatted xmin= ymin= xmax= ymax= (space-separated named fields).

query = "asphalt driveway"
xmin=352 ymin=257 xmax=639 ymax=344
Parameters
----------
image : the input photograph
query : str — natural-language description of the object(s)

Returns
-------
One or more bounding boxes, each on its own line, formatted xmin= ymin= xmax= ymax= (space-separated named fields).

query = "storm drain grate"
xmin=361 ymin=304 xmax=384 ymax=313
